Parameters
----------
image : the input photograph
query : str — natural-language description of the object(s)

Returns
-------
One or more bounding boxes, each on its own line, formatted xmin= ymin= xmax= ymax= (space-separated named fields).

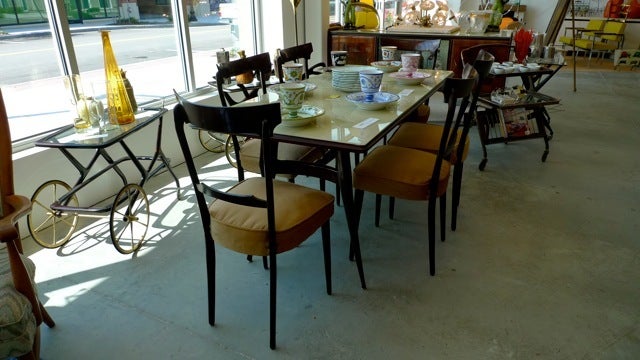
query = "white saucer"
xmin=282 ymin=105 xmax=324 ymax=127
xmin=389 ymin=71 xmax=431 ymax=85
xmin=346 ymin=92 xmax=400 ymax=110
xmin=268 ymin=82 xmax=317 ymax=94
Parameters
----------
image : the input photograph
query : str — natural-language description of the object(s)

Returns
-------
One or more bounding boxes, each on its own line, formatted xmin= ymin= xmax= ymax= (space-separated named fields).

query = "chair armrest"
xmin=0 ymin=195 xmax=31 ymax=243
xmin=0 ymin=195 xmax=42 ymax=325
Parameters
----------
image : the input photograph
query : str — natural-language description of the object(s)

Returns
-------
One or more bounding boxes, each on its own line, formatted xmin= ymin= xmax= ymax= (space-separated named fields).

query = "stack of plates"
xmin=332 ymin=65 xmax=375 ymax=92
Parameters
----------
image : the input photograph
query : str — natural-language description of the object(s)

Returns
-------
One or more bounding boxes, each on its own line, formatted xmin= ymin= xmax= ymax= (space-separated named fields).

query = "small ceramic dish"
xmin=491 ymin=66 xmax=506 ymax=74
xmin=526 ymin=63 xmax=541 ymax=71
xmin=389 ymin=71 xmax=431 ymax=85
xmin=346 ymin=92 xmax=400 ymax=110
xmin=281 ymin=105 xmax=325 ymax=127
xmin=371 ymin=61 xmax=402 ymax=73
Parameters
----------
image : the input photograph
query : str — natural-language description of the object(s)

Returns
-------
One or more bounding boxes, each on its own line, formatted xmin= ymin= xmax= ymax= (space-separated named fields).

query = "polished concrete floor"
xmin=25 ymin=64 xmax=640 ymax=359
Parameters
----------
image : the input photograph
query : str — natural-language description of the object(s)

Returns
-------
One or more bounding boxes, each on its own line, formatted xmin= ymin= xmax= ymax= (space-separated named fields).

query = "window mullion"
xmin=172 ymin=0 xmax=196 ymax=92
xmin=44 ymin=0 xmax=80 ymax=76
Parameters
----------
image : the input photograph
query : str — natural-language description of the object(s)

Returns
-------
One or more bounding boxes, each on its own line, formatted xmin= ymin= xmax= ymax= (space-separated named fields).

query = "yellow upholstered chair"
xmin=573 ymin=20 xmax=626 ymax=64
xmin=173 ymin=92 xmax=348 ymax=349
xmin=0 ymin=89 xmax=55 ymax=360
xmin=353 ymin=74 xmax=477 ymax=277
xmin=387 ymin=51 xmax=493 ymax=235
xmin=559 ymin=18 xmax=606 ymax=50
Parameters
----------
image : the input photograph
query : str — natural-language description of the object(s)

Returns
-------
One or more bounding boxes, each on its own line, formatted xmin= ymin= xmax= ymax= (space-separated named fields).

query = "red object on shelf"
xmin=513 ymin=28 xmax=533 ymax=64
xmin=604 ymin=0 xmax=624 ymax=18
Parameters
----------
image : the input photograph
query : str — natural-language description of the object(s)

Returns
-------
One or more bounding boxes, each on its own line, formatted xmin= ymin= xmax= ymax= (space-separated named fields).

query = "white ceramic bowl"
xmin=526 ymin=64 xmax=541 ymax=71
xmin=502 ymin=66 xmax=515 ymax=74
xmin=492 ymin=66 xmax=506 ymax=74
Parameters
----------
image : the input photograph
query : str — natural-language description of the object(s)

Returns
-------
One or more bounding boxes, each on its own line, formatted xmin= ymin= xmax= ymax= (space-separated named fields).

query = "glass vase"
xmin=63 ymin=74 xmax=93 ymax=133
xmin=101 ymin=30 xmax=135 ymax=125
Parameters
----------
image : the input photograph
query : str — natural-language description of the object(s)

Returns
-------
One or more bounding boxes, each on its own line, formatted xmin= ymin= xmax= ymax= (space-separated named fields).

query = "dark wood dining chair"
xmin=0 ymin=88 xmax=56 ymax=360
xmin=216 ymin=52 xmax=328 ymax=183
xmin=387 ymin=50 xmax=494 ymax=233
xmin=352 ymin=74 xmax=477 ymax=277
xmin=173 ymin=92 xmax=338 ymax=350
xmin=274 ymin=42 xmax=326 ymax=82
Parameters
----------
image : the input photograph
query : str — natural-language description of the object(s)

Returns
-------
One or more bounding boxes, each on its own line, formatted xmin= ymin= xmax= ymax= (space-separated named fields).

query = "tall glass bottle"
xmin=101 ymin=30 xmax=135 ymax=125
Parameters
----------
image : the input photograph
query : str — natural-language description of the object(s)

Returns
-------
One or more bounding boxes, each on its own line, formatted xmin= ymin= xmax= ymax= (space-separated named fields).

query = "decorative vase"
xmin=101 ymin=30 xmax=135 ymax=125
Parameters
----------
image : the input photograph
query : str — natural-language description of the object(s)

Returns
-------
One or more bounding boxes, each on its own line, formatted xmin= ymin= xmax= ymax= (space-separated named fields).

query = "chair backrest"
xmin=453 ymin=51 xmax=494 ymax=165
xmin=431 ymin=75 xmax=477 ymax=197
xmin=173 ymin=93 xmax=281 ymax=241
xmin=215 ymin=52 xmax=272 ymax=107
xmin=600 ymin=21 xmax=626 ymax=42
xmin=274 ymin=43 xmax=325 ymax=82
xmin=0 ymin=89 xmax=14 ymax=216
xmin=585 ymin=19 xmax=606 ymax=33
xmin=461 ymin=44 xmax=508 ymax=94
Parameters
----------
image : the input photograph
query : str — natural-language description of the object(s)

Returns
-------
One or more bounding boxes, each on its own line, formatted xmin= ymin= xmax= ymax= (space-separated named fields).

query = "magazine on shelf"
xmin=499 ymin=108 xmax=537 ymax=138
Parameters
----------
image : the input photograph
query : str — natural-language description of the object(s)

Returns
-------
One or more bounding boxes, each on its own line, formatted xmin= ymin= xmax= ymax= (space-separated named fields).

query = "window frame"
xmin=7 ymin=0 xmax=262 ymax=151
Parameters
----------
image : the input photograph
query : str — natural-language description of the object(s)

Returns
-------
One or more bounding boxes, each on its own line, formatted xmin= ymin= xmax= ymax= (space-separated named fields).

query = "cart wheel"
xmin=109 ymin=184 xmax=150 ymax=254
xmin=198 ymin=130 xmax=228 ymax=153
xmin=27 ymin=180 xmax=79 ymax=248
xmin=479 ymin=159 xmax=487 ymax=171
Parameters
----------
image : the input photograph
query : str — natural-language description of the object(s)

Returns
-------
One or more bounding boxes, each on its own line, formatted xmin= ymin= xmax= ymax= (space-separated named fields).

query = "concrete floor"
xmin=25 ymin=65 xmax=640 ymax=359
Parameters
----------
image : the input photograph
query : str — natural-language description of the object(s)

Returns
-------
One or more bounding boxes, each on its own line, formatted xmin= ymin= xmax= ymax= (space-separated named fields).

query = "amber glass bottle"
xmin=101 ymin=31 xmax=135 ymax=125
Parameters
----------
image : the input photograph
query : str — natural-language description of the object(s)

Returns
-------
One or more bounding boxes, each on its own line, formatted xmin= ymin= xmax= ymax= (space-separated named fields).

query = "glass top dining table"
xmin=270 ymin=68 xmax=452 ymax=152
xmin=242 ymin=68 xmax=452 ymax=288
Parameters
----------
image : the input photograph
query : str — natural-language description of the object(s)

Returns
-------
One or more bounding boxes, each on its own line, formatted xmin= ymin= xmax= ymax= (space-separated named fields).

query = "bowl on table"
xmin=526 ymin=63 xmax=541 ymax=71
xmin=346 ymin=91 xmax=400 ymax=110
xmin=371 ymin=61 xmax=402 ymax=73
xmin=389 ymin=71 xmax=431 ymax=85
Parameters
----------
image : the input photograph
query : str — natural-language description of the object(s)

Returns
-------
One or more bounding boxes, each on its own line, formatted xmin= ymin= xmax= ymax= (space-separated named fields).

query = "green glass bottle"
xmin=101 ymin=30 xmax=135 ymax=125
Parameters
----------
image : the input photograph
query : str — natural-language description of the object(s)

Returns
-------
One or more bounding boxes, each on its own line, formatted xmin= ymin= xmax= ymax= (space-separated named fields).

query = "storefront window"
xmin=0 ymin=0 xmax=257 ymax=145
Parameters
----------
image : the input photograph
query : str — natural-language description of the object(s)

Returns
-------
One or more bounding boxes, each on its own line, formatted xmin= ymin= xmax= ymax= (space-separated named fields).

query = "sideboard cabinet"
xmin=328 ymin=30 xmax=511 ymax=76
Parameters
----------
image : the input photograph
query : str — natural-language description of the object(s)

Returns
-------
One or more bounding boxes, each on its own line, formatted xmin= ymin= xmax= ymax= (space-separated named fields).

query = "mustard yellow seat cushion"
xmin=353 ymin=145 xmax=451 ymax=201
xmin=388 ymin=122 xmax=470 ymax=164
xmin=239 ymin=139 xmax=327 ymax=179
xmin=0 ymin=249 xmax=37 ymax=358
xmin=574 ymin=39 xmax=619 ymax=52
xmin=208 ymin=178 xmax=334 ymax=256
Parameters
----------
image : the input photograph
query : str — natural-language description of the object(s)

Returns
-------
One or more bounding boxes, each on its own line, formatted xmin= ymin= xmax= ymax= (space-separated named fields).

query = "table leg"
xmin=337 ymin=150 xmax=367 ymax=289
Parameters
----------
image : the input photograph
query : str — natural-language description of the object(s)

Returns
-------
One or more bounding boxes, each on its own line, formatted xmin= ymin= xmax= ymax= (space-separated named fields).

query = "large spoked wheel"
xmin=198 ymin=130 xmax=228 ymax=153
xmin=109 ymin=184 xmax=150 ymax=254
xmin=27 ymin=180 xmax=79 ymax=248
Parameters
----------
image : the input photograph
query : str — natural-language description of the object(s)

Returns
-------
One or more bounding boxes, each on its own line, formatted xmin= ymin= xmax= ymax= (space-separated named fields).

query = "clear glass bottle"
xmin=63 ymin=74 xmax=92 ymax=133
xmin=101 ymin=31 xmax=135 ymax=125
